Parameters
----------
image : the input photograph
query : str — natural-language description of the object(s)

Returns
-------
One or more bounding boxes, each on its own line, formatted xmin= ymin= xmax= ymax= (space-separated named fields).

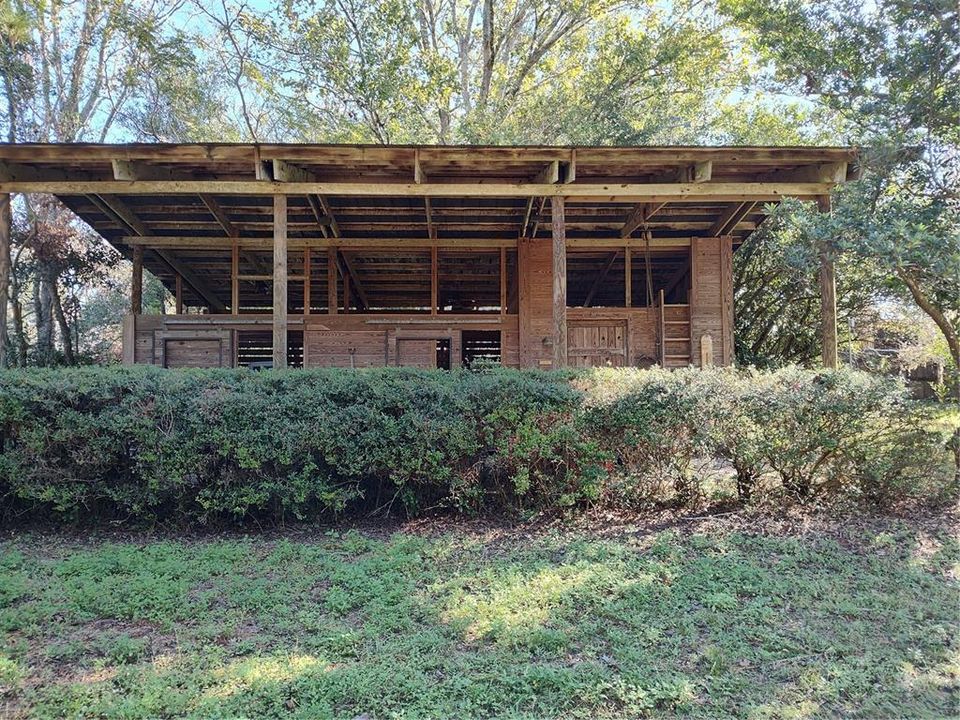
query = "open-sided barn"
xmin=0 ymin=144 xmax=856 ymax=370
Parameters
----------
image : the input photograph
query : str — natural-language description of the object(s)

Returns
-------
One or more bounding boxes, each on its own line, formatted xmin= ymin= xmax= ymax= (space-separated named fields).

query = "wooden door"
xmin=164 ymin=338 xmax=224 ymax=368
xmin=567 ymin=320 xmax=627 ymax=367
xmin=396 ymin=339 xmax=436 ymax=368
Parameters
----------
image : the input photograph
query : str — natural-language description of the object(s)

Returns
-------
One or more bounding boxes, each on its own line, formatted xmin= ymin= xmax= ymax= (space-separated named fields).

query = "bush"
xmin=0 ymin=365 xmax=951 ymax=524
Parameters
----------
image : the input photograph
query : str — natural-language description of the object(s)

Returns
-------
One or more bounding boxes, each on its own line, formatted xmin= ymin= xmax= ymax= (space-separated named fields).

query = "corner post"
xmin=817 ymin=196 xmax=838 ymax=369
xmin=0 ymin=193 xmax=11 ymax=368
xmin=551 ymin=195 xmax=567 ymax=368
xmin=131 ymin=245 xmax=144 ymax=315
xmin=273 ymin=194 xmax=288 ymax=369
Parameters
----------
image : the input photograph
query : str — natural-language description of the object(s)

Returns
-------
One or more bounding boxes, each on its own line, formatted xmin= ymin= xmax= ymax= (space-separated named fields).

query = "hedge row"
xmin=0 ymin=365 xmax=953 ymax=523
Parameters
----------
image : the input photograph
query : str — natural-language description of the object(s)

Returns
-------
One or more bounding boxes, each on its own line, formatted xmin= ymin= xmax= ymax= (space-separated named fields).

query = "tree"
xmin=722 ymin=0 xmax=959 ymax=373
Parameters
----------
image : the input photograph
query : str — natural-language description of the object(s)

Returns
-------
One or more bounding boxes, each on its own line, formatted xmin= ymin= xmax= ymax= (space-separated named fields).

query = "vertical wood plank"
xmin=500 ymin=246 xmax=507 ymax=314
xmin=720 ymin=235 xmax=734 ymax=365
xmin=0 ymin=193 xmax=9 ymax=368
xmin=131 ymin=245 xmax=144 ymax=315
xmin=343 ymin=267 xmax=351 ymax=314
xmin=551 ymin=196 xmax=567 ymax=368
xmin=820 ymin=249 xmax=838 ymax=368
xmin=431 ymin=246 xmax=438 ymax=315
xmin=303 ymin=248 xmax=311 ymax=315
xmin=327 ymin=248 xmax=338 ymax=314
xmin=272 ymin=194 xmax=288 ymax=369
xmin=624 ymin=246 xmax=632 ymax=308
xmin=231 ymin=241 xmax=239 ymax=314
xmin=174 ymin=274 xmax=183 ymax=314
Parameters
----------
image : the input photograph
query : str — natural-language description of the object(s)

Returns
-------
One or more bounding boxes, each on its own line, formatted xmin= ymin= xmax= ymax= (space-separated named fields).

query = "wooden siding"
xmin=689 ymin=236 xmax=734 ymax=367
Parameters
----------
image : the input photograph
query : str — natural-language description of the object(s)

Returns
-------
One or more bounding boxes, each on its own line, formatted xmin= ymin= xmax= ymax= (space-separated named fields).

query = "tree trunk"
xmin=898 ymin=269 xmax=960 ymax=373
xmin=49 ymin=275 xmax=75 ymax=365
xmin=34 ymin=271 xmax=55 ymax=366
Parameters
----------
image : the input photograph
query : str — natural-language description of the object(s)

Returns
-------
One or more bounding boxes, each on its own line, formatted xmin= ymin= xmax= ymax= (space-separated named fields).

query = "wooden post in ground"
xmin=0 ymin=193 xmax=10 ymax=368
xmin=272 ymin=194 xmax=287 ymax=369
xmin=817 ymin=196 xmax=838 ymax=369
xmin=303 ymin=248 xmax=311 ymax=315
xmin=327 ymin=248 xmax=338 ymax=314
xmin=131 ymin=245 xmax=143 ymax=315
xmin=174 ymin=274 xmax=183 ymax=314
xmin=231 ymin=241 xmax=239 ymax=314
xmin=551 ymin=196 xmax=567 ymax=368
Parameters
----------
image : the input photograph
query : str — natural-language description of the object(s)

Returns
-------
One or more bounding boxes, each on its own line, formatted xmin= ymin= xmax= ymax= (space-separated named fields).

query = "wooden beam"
xmin=414 ymin=149 xmax=425 ymax=184
xmin=343 ymin=267 xmax=350 ymax=314
xmin=273 ymin=195 xmax=288 ymax=368
xmin=200 ymin=194 xmax=238 ymax=237
xmin=3 ymin=179 xmax=839 ymax=199
xmin=708 ymin=202 xmax=756 ymax=237
xmin=327 ymin=248 xmax=338 ymax=314
xmin=425 ymin=198 xmax=435 ymax=240
xmin=89 ymin=194 xmax=226 ymax=311
xmin=620 ymin=201 xmax=667 ymax=238
xmin=131 ymin=245 xmax=143 ymax=314
xmin=818 ymin=195 xmax=838 ymax=369
xmin=533 ymin=161 xmax=560 ymax=184
xmin=335 ymin=256 xmax=366 ymax=310
xmin=583 ymin=251 xmax=618 ymax=308
xmin=552 ymin=196 xmax=567 ymax=368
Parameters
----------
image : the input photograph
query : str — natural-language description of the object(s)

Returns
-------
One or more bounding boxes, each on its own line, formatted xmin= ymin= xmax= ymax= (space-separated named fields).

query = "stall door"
xmin=396 ymin=339 xmax=436 ymax=368
xmin=567 ymin=320 xmax=627 ymax=367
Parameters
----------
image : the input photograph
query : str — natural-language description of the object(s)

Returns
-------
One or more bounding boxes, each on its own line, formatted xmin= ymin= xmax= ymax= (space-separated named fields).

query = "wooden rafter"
xmin=620 ymin=201 xmax=667 ymax=238
xmin=88 ymin=194 xmax=226 ymax=311
xmin=708 ymin=202 xmax=756 ymax=237
xmin=583 ymin=251 xmax=619 ymax=308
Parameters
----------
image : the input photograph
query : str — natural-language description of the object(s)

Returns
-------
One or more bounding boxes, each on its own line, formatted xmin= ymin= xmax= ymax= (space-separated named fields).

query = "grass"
xmin=0 ymin=514 xmax=958 ymax=719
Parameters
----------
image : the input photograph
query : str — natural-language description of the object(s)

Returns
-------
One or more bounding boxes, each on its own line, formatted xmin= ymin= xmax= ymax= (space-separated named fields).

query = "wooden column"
xmin=551 ymin=196 xmax=567 ymax=368
xmin=499 ymin=246 xmax=507 ymax=315
xmin=624 ymin=247 xmax=632 ymax=307
xmin=230 ymin=241 xmax=239 ymax=314
xmin=174 ymin=274 xmax=183 ymax=314
xmin=820 ymin=249 xmax=838 ymax=369
xmin=272 ymin=194 xmax=287 ymax=369
xmin=343 ymin=268 xmax=351 ymax=314
xmin=0 ymin=193 xmax=9 ymax=368
xmin=817 ymin=196 xmax=838 ymax=369
xmin=430 ymin=246 xmax=438 ymax=315
xmin=303 ymin=248 xmax=311 ymax=315
xmin=327 ymin=248 xmax=338 ymax=314
xmin=131 ymin=245 xmax=144 ymax=315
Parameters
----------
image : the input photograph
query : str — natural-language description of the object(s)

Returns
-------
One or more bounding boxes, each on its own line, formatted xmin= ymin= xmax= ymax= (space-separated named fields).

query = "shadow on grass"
xmin=0 ymin=518 xmax=957 ymax=719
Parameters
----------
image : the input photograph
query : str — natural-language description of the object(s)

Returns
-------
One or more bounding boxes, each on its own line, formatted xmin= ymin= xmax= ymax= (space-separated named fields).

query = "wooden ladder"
xmin=659 ymin=289 xmax=692 ymax=367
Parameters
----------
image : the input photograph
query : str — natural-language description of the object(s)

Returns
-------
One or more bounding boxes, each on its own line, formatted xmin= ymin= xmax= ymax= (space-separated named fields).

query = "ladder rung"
xmin=664 ymin=320 xmax=689 ymax=325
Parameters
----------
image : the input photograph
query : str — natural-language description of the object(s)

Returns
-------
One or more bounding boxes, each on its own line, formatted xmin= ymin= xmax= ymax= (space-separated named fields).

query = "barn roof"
xmin=0 ymin=143 xmax=857 ymax=309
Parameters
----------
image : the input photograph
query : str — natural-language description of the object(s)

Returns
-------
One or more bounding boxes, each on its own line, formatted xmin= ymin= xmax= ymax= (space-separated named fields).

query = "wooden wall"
xmin=124 ymin=315 xmax=235 ymax=368
xmin=689 ymin=236 xmax=734 ymax=366
xmin=517 ymin=236 xmax=555 ymax=369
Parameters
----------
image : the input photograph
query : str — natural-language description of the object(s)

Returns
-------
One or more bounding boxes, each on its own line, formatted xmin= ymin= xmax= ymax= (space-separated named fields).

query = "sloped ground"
xmin=1 ymin=510 xmax=957 ymax=719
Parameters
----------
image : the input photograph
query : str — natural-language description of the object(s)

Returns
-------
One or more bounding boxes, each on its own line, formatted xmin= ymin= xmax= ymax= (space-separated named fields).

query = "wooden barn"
xmin=0 ymin=144 xmax=856 ymax=370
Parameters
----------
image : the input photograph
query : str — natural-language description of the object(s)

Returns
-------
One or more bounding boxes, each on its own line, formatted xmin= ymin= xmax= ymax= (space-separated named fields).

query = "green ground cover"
xmin=1 ymin=514 xmax=957 ymax=719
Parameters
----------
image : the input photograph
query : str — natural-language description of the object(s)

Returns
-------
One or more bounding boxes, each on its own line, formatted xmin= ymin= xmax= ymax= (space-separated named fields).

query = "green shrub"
xmin=0 ymin=364 xmax=951 ymax=524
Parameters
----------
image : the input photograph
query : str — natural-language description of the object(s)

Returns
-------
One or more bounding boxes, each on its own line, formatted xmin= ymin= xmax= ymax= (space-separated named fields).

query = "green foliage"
xmin=1 ymin=522 xmax=957 ymax=718
xmin=0 ymin=366 xmax=952 ymax=524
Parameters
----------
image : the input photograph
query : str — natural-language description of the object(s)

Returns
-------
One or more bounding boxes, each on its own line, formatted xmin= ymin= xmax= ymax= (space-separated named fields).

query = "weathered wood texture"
xmin=273 ymin=195 xmax=288 ymax=368
xmin=689 ymin=236 xmax=734 ymax=367
xmin=820 ymin=249 xmax=838 ymax=369
xmin=518 ymin=236 xmax=555 ymax=369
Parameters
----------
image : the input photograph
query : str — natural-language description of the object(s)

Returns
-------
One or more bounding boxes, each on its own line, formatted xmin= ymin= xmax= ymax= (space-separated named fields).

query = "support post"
xmin=820 ymin=249 xmax=838 ymax=369
xmin=500 ymin=246 xmax=507 ymax=315
xmin=551 ymin=196 xmax=567 ymax=368
xmin=174 ymin=274 xmax=183 ymax=314
xmin=343 ymin=268 xmax=350 ymax=314
xmin=131 ymin=245 xmax=144 ymax=315
xmin=624 ymin=247 xmax=632 ymax=307
xmin=430 ymin=246 xmax=438 ymax=315
xmin=327 ymin=248 xmax=338 ymax=314
xmin=231 ymin=241 xmax=239 ymax=314
xmin=0 ymin=193 xmax=9 ymax=368
xmin=273 ymin=195 xmax=287 ymax=369
xmin=817 ymin=196 xmax=838 ymax=369
xmin=303 ymin=248 xmax=311 ymax=315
